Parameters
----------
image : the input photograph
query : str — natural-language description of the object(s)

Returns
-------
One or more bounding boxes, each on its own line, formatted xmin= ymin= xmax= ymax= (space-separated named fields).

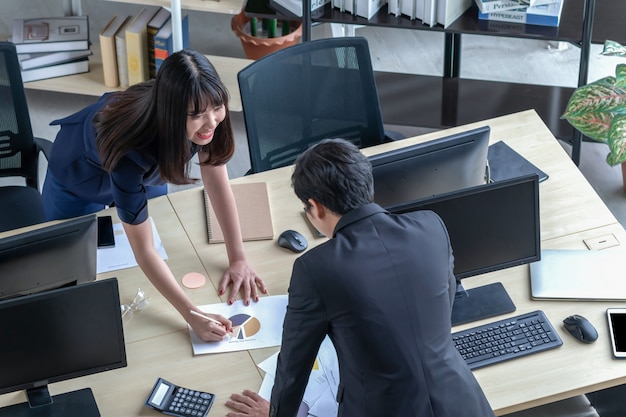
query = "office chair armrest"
xmin=34 ymin=137 xmax=53 ymax=161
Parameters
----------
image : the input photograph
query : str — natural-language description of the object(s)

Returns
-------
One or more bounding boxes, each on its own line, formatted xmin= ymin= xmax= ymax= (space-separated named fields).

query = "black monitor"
xmin=0 ymin=278 xmax=127 ymax=417
xmin=369 ymin=126 xmax=491 ymax=209
xmin=0 ymin=214 xmax=97 ymax=301
xmin=389 ymin=174 xmax=541 ymax=326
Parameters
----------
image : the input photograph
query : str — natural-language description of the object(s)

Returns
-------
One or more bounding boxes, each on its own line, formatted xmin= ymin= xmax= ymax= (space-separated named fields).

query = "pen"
xmin=189 ymin=310 xmax=224 ymax=326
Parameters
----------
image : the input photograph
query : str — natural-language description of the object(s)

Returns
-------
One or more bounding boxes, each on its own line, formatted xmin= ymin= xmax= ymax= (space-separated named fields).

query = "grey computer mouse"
xmin=277 ymin=230 xmax=308 ymax=253
xmin=563 ymin=314 xmax=598 ymax=343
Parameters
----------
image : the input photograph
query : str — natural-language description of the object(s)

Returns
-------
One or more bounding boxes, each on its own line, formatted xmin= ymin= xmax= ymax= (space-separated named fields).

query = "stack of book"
xmin=387 ymin=0 xmax=473 ymax=29
xmin=474 ymin=0 xmax=564 ymax=27
xmin=100 ymin=7 xmax=190 ymax=88
xmin=10 ymin=16 xmax=92 ymax=83
xmin=270 ymin=0 xmax=330 ymax=18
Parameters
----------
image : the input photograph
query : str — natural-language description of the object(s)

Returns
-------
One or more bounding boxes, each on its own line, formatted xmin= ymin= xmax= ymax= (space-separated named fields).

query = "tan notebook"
xmin=203 ymin=182 xmax=274 ymax=243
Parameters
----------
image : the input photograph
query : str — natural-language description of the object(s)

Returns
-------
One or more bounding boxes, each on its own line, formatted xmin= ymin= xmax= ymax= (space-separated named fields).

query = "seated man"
xmin=227 ymin=139 xmax=495 ymax=417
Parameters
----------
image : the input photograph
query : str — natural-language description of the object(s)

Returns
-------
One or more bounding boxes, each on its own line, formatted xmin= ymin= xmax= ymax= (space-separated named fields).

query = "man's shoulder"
xmin=390 ymin=208 xmax=442 ymax=224
xmin=388 ymin=209 xmax=448 ymax=236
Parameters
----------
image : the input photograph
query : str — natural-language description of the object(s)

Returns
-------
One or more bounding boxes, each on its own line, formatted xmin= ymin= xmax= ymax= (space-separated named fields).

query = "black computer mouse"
xmin=563 ymin=314 xmax=598 ymax=343
xmin=277 ymin=229 xmax=308 ymax=253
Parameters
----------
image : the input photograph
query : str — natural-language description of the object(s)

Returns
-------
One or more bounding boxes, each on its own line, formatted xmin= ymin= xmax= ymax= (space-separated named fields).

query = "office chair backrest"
xmin=237 ymin=37 xmax=387 ymax=174
xmin=0 ymin=42 xmax=40 ymax=189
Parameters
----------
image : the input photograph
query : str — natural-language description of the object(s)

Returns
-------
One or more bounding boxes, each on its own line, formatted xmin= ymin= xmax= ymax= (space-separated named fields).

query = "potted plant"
xmin=231 ymin=11 xmax=302 ymax=60
xmin=562 ymin=40 xmax=626 ymax=189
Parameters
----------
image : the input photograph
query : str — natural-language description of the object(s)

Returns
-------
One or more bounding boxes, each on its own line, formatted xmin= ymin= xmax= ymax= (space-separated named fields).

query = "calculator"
xmin=145 ymin=377 xmax=215 ymax=417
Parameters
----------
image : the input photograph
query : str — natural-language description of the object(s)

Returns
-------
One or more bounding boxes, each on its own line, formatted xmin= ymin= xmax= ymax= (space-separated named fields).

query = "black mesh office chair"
xmin=0 ymin=42 xmax=52 ymax=232
xmin=237 ymin=36 xmax=402 ymax=174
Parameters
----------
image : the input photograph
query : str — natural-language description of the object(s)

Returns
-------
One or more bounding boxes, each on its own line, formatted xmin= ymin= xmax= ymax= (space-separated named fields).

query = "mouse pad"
xmin=530 ymin=248 xmax=626 ymax=300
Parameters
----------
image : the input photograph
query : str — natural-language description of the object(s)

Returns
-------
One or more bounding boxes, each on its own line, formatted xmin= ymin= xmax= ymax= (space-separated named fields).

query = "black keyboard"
xmin=452 ymin=310 xmax=563 ymax=370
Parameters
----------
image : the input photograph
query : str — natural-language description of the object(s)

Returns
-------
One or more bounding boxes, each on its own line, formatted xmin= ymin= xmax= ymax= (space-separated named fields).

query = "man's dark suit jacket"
xmin=270 ymin=203 xmax=495 ymax=417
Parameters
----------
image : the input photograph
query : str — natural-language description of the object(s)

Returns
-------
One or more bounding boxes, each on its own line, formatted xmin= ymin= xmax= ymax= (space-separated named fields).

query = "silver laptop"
xmin=530 ymin=248 xmax=626 ymax=301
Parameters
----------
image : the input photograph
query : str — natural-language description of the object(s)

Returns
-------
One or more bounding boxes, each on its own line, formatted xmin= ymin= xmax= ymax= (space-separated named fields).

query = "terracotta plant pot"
xmin=231 ymin=11 xmax=302 ymax=60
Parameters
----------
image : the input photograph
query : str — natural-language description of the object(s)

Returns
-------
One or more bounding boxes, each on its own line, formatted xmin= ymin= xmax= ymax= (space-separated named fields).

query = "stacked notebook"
xmin=203 ymin=182 xmax=274 ymax=243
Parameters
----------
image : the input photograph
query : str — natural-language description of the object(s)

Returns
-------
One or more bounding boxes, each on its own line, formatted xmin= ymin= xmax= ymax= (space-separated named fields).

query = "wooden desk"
xmin=2 ymin=110 xmax=626 ymax=416
xmin=169 ymin=109 xmax=626 ymax=415
xmin=169 ymin=109 xmax=619 ymax=292
xmin=0 ymin=196 xmax=260 ymax=416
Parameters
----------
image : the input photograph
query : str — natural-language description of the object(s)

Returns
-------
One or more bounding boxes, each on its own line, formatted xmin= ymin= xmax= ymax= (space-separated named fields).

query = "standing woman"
xmin=41 ymin=49 xmax=267 ymax=341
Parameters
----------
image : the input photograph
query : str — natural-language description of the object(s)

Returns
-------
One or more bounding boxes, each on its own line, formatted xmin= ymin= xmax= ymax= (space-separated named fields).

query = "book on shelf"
xmin=477 ymin=0 xmax=564 ymax=27
xmin=203 ymin=182 xmax=274 ymax=244
xmin=10 ymin=38 xmax=90 ymax=54
xmin=423 ymin=0 xmax=438 ymax=27
xmin=125 ymin=7 xmax=159 ymax=86
xmin=387 ymin=0 xmax=400 ymax=17
xmin=99 ymin=14 xmax=131 ymax=87
xmin=527 ymin=0 xmax=560 ymax=6
xmin=476 ymin=16 xmax=558 ymax=34
xmin=474 ymin=0 xmax=525 ymax=14
xmin=389 ymin=0 xmax=424 ymax=21
xmin=436 ymin=0 xmax=472 ymax=27
xmin=474 ymin=0 xmax=557 ymax=13
xmin=18 ymin=49 xmax=92 ymax=70
xmin=269 ymin=0 xmax=330 ymax=18
xmin=147 ymin=7 xmax=170 ymax=80
xmin=332 ymin=0 xmax=386 ymax=19
xmin=154 ymin=15 xmax=190 ymax=75
xmin=115 ymin=16 xmax=133 ymax=87
xmin=10 ymin=16 xmax=89 ymax=54
xmin=416 ymin=0 xmax=426 ymax=20
xmin=21 ymin=58 xmax=89 ymax=83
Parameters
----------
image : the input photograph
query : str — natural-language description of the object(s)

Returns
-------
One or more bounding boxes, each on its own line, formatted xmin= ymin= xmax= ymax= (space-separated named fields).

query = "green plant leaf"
xmin=606 ymin=115 xmax=626 ymax=165
xmin=562 ymin=111 xmax=612 ymax=142
xmin=616 ymin=64 xmax=626 ymax=89
xmin=562 ymin=74 xmax=626 ymax=142
xmin=565 ymin=40 xmax=626 ymax=165
xmin=602 ymin=40 xmax=626 ymax=57
xmin=562 ymin=77 xmax=626 ymax=116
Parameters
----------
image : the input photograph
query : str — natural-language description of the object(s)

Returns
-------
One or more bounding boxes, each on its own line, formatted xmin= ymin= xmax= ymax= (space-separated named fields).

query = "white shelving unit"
xmin=21 ymin=0 xmax=252 ymax=111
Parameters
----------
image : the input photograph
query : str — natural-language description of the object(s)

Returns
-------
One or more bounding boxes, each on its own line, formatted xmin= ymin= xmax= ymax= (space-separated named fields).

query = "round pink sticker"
xmin=182 ymin=272 xmax=207 ymax=289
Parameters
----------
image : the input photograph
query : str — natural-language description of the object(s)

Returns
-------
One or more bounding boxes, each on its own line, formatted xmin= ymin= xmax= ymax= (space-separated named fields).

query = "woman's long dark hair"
xmin=94 ymin=49 xmax=235 ymax=185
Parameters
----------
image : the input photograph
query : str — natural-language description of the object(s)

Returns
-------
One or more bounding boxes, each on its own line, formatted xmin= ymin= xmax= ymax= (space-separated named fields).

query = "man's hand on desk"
xmin=226 ymin=390 xmax=270 ymax=417
xmin=219 ymin=259 xmax=268 ymax=306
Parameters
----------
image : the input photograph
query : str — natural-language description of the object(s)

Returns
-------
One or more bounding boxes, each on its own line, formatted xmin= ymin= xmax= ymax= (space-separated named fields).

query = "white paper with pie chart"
xmin=230 ymin=313 xmax=262 ymax=340
xmin=189 ymin=295 xmax=288 ymax=355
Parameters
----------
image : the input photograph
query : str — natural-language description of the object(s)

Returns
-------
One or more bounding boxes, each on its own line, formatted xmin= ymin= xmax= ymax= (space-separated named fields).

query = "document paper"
xmin=189 ymin=295 xmax=288 ymax=355
xmin=257 ymin=336 xmax=339 ymax=417
xmin=96 ymin=217 xmax=167 ymax=273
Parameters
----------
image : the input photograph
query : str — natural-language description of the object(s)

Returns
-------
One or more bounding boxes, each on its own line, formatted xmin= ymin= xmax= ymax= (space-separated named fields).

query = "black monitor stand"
xmin=0 ymin=387 xmax=100 ymax=417
xmin=451 ymin=281 xmax=516 ymax=327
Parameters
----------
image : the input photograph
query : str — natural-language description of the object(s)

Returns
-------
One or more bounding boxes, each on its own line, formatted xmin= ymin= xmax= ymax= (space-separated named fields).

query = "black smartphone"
xmin=97 ymin=215 xmax=115 ymax=248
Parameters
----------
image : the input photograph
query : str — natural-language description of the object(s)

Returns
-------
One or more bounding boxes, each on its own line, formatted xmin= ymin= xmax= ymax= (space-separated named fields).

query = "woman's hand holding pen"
xmin=188 ymin=310 xmax=232 ymax=342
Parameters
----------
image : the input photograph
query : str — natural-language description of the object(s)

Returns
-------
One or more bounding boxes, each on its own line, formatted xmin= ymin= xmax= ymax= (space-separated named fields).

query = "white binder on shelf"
xmin=437 ymin=0 xmax=473 ymax=28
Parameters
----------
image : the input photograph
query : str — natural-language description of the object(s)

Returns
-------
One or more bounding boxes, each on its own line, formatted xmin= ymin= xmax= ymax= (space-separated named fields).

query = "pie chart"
xmin=230 ymin=313 xmax=261 ymax=340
